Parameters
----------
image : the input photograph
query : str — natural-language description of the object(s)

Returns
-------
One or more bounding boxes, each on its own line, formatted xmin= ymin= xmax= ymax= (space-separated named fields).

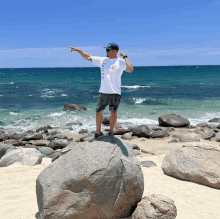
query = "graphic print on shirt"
xmin=101 ymin=62 xmax=106 ymax=79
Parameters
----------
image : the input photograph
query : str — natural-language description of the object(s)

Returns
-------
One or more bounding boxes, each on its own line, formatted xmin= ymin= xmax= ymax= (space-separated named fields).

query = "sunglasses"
xmin=106 ymin=49 xmax=118 ymax=52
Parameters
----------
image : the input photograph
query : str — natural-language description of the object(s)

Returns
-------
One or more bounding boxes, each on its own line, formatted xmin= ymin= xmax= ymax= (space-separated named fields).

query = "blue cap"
xmin=103 ymin=42 xmax=119 ymax=50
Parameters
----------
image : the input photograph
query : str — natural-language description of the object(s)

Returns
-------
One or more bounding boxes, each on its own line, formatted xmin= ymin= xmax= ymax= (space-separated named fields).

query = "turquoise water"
xmin=0 ymin=66 xmax=220 ymax=133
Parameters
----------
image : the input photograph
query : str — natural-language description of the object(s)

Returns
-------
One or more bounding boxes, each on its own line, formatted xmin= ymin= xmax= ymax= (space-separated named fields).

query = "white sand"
xmin=0 ymin=131 xmax=220 ymax=219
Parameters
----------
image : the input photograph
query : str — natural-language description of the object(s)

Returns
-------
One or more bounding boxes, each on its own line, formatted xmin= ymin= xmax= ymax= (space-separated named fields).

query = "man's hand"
xmin=69 ymin=46 xmax=80 ymax=52
xmin=119 ymin=50 xmax=126 ymax=57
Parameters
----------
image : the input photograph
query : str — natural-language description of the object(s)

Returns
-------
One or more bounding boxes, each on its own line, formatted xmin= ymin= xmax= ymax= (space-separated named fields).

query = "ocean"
xmin=0 ymin=66 xmax=220 ymax=134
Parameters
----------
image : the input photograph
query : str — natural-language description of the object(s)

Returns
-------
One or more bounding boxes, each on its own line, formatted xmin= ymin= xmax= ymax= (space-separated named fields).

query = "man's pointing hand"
xmin=69 ymin=46 xmax=80 ymax=52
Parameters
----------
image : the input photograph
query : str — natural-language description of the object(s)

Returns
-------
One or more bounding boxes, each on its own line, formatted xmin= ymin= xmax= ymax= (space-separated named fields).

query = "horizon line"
xmin=1 ymin=64 xmax=220 ymax=69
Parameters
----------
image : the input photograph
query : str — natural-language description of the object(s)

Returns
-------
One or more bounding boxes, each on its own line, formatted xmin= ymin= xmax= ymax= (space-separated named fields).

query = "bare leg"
xmin=96 ymin=110 xmax=104 ymax=134
xmin=110 ymin=111 xmax=117 ymax=132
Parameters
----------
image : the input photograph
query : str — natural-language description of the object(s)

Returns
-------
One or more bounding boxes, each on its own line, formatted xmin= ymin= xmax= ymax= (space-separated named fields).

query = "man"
xmin=69 ymin=42 xmax=134 ymax=142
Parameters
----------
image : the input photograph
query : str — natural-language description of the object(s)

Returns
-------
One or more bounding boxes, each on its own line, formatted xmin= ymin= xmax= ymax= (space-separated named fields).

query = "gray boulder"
xmin=63 ymin=104 xmax=87 ymax=111
xmin=0 ymin=148 xmax=42 ymax=167
xmin=158 ymin=114 xmax=190 ymax=127
xmin=36 ymin=140 xmax=144 ymax=219
xmin=151 ymin=130 xmax=170 ymax=138
xmin=194 ymin=127 xmax=215 ymax=139
xmin=173 ymin=132 xmax=201 ymax=142
xmin=161 ymin=143 xmax=220 ymax=188
xmin=130 ymin=125 xmax=150 ymax=138
xmin=39 ymin=147 xmax=55 ymax=158
xmin=48 ymin=139 xmax=70 ymax=150
xmin=0 ymin=144 xmax=16 ymax=159
xmin=208 ymin=117 xmax=220 ymax=123
xmin=132 ymin=194 xmax=177 ymax=219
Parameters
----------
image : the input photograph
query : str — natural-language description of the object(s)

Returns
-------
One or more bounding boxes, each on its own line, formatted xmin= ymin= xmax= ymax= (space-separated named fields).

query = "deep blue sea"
xmin=0 ymin=66 xmax=220 ymax=134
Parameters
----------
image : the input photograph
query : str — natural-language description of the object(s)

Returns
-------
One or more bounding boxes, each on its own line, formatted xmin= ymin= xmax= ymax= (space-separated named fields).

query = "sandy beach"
xmin=0 ymin=128 xmax=220 ymax=219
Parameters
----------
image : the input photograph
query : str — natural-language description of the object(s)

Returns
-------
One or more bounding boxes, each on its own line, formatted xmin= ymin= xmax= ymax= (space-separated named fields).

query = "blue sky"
xmin=0 ymin=0 xmax=220 ymax=68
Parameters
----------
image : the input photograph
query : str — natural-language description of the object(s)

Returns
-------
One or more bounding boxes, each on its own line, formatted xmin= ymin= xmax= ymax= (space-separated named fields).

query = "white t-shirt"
xmin=92 ymin=56 xmax=126 ymax=95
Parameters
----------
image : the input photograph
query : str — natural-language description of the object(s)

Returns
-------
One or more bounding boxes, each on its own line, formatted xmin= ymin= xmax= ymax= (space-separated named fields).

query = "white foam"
xmin=9 ymin=112 xmax=19 ymax=115
xmin=61 ymin=94 xmax=68 ymax=96
xmin=47 ymin=112 xmax=65 ymax=117
xmin=9 ymin=82 xmax=14 ymax=84
xmin=121 ymin=85 xmax=151 ymax=89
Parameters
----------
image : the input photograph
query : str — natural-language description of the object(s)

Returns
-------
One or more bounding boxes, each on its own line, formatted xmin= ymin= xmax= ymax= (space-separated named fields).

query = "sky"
xmin=0 ymin=0 xmax=220 ymax=68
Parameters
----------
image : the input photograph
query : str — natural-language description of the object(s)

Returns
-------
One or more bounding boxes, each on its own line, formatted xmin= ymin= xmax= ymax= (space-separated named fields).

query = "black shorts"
xmin=96 ymin=92 xmax=121 ymax=113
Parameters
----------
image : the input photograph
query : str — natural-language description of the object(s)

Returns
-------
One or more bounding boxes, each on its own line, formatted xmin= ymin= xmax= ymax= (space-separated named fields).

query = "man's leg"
xmin=110 ymin=110 xmax=117 ymax=132
xmin=96 ymin=109 xmax=104 ymax=134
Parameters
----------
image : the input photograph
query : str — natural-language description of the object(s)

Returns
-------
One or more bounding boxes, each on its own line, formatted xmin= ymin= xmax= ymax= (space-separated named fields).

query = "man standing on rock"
xmin=69 ymin=43 xmax=134 ymax=142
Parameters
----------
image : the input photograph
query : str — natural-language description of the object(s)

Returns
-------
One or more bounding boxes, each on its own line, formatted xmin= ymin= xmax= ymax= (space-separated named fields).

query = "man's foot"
xmin=95 ymin=132 xmax=104 ymax=140
xmin=107 ymin=131 xmax=116 ymax=142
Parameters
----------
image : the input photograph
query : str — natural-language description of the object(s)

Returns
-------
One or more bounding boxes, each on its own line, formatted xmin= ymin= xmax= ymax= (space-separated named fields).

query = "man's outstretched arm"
xmin=69 ymin=46 xmax=92 ymax=62
xmin=118 ymin=50 xmax=134 ymax=73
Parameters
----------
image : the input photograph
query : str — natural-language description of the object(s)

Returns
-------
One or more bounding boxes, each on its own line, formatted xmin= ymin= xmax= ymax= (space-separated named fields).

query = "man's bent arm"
xmin=77 ymin=50 xmax=92 ymax=62
xmin=124 ymin=57 xmax=134 ymax=73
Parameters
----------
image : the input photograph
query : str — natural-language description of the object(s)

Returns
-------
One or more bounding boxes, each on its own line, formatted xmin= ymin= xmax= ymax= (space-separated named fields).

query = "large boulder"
xmin=132 ymin=194 xmax=177 ymax=219
xmin=208 ymin=117 xmax=220 ymax=123
xmin=161 ymin=143 xmax=220 ymax=189
xmin=158 ymin=114 xmax=190 ymax=127
xmin=173 ymin=132 xmax=201 ymax=142
xmin=130 ymin=125 xmax=150 ymax=138
xmin=194 ymin=127 xmax=215 ymax=139
xmin=36 ymin=140 xmax=144 ymax=219
xmin=0 ymin=148 xmax=42 ymax=167
xmin=150 ymin=130 xmax=170 ymax=138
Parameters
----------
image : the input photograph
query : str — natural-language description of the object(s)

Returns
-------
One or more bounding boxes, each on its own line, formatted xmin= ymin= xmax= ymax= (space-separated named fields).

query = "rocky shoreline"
xmin=1 ymin=113 xmax=220 ymax=218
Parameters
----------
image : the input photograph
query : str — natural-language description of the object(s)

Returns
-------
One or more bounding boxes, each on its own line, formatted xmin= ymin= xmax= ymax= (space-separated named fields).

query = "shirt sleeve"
xmin=92 ymin=56 xmax=104 ymax=67
xmin=120 ymin=59 xmax=126 ymax=71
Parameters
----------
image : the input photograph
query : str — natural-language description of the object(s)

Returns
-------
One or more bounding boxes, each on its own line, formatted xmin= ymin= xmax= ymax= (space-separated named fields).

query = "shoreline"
xmin=0 ymin=125 xmax=220 ymax=218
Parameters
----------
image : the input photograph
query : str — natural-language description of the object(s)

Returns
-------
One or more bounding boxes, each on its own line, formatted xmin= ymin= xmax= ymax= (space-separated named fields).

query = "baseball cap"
xmin=103 ymin=42 xmax=119 ymax=50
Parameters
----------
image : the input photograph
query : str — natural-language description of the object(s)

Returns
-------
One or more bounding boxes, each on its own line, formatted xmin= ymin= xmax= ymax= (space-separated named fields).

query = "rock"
xmin=0 ymin=148 xmax=42 ymax=167
xmin=188 ymin=125 xmax=196 ymax=129
xmin=29 ymin=140 xmax=50 ymax=146
xmin=80 ymin=133 xmax=95 ymax=142
xmin=152 ymin=127 xmax=163 ymax=131
xmin=47 ymin=136 xmax=55 ymax=140
xmin=78 ymin=129 xmax=88 ymax=134
xmin=130 ymin=125 xmax=151 ymax=138
xmin=168 ymin=139 xmax=178 ymax=143
xmin=0 ymin=134 xmax=8 ymax=141
xmin=140 ymin=161 xmax=157 ymax=168
xmin=102 ymin=117 xmax=110 ymax=124
xmin=24 ymin=144 xmax=38 ymax=150
xmin=151 ymin=130 xmax=170 ymax=138
xmin=132 ymin=194 xmax=177 ymax=219
xmin=48 ymin=139 xmax=70 ymax=150
xmin=161 ymin=143 xmax=220 ymax=189
xmin=208 ymin=117 xmax=220 ymax=123
xmin=133 ymin=149 xmax=140 ymax=156
xmin=121 ymin=132 xmax=133 ymax=140
xmin=25 ymin=130 xmax=35 ymax=134
xmin=22 ymin=134 xmax=43 ymax=141
xmin=39 ymin=147 xmax=55 ymax=158
xmin=196 ymin=122 xmax=208 ymax=127
xmin=194 ymin=127 xmax=215 ymax=139
xmin=217 ymin=124 xmax=220 ymax=129
xmin=174 ymin=133 xmax=201 ymax=142
xmin=131 ymin=144 xmax=140 ymax=150
xmin=36 ymin=125 xmax=53 ymax=133
xmin=49 ymin=130 xmax=61 ymax=135
xmin=210 ymin=132 xmax=220 ymax=142
xmin=112 ymin=128 xmax=132 ymax=135
xmin=36 ymin=140 xmax=144 ymax=219
xmin=158 ymin=114 xmax=190 ymax=127
xmin=0 ymin=144 xmax=16 ymax=159
xmin=63 ymin=104 xmax=87 ymax=111
xmin=65 ymin=122 xmax=83 ymax=126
